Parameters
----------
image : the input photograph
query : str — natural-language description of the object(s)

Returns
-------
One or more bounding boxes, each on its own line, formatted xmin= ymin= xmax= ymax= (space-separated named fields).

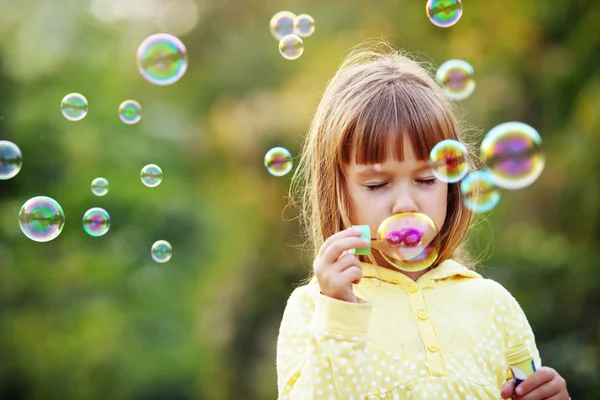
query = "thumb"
xmin=500 ymin=380 xmax=515 ymax=399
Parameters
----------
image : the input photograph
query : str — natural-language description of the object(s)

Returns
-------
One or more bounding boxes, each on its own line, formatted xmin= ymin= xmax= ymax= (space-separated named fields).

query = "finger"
xmin=340 ymin=265 xmax=362 ymax=285
xmin=332 ymin=253 xmax=361 ymax=272
xmin=516 ymin=382 xmax=559 ymax=400
xmin=323 ymin=236 xmax=370 ymax=264
xmin=541 ymin=394 xmax=566 ymax=400
xmin=515 ymin=368 xmax=554 ymax=397
xmin=500 ymin=380 xmax=515 ymax=399
xmin=318 ymin=227 xmax=363 ymax=257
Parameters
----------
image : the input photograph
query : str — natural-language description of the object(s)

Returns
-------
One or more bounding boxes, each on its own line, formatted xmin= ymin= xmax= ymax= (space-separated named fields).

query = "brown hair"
xmin=290 ymin=40 xmax=479 ymax=271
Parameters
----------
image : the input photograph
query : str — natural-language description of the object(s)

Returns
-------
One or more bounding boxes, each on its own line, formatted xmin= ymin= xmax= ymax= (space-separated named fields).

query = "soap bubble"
xmin=151 ymin=240 xmax=172 ymax=263
xmin=141 ymin=164 xmax=163 ymax=187
xmin=279 ymin=34 xmax=304 ymax=60
xmin=429 ymin=139 xmax=469 ymax=183
xmin=460 ymin=171 xmax=500 ymax=213
xmin=61 ymin=93 xmax=88 ymax=121
xmin=18 ymin=196 xmax=65 ymax=242
xmin=481 ymin=122 xmax=545 ymax=190
xmin=426 ymin=0 xmax=463 ymax=28
xmin=264 ymin=147 xmax=293 ymax=176
xmin=436 ymin=60 xmax=475 ymax=101
xmin=137 ymin=33 xmax=188 ymax=86
xmin=270 ymin=11 xmax=296 ymax=40
xmin=0 ymin=140 xmax=23 ymax=180
xmin=294 ymin=14 xmax=315 ymax=37
xmin=91 ymin=177 xmax=109 ymax=196
xmin=82 ymin=207 xmax=111 ymax=237
xmin=118 ymin=100 xmax=142 ymax=124
xmin=374 ymin=212 xmax=440 ymax=272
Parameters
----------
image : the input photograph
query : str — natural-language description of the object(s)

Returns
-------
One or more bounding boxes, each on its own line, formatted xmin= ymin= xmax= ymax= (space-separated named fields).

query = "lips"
xmin=386 ymin=228 xmax=423 ymax=248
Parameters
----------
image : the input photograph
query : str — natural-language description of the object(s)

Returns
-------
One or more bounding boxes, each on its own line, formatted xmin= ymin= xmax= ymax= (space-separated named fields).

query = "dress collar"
xmin=361 ymin=259 xmax=482 ymax=287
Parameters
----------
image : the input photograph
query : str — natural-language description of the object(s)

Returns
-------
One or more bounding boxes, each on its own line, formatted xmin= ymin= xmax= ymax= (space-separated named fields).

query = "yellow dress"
xmin=276 ymin=260 xmax=541 ymax=399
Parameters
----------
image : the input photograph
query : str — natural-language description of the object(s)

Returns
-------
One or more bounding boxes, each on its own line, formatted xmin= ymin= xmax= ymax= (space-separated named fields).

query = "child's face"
xmin=344 ymin=137 xmax=448 ymax=242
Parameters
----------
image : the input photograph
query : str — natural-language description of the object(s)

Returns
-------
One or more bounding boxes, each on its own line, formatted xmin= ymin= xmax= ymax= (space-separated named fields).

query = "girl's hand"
xmin=500 ymin=367 xmax=569 ymax=399
xmin=313 ymin=227 xmax=370 ymax=303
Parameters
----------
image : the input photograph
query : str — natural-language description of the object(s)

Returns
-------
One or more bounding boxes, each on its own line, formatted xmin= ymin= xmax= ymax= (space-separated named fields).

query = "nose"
xmin=391 ymin=187 xmax=419 ymax=215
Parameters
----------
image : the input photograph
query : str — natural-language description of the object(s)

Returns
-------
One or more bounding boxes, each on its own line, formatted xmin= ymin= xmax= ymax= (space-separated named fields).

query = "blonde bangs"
xmin=339 ymin=78 xmax=459 ymax=166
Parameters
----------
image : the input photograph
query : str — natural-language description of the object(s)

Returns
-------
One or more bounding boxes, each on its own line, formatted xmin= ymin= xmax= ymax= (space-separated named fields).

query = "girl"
xmin=276 ymin=42 xmax=569 ymax=399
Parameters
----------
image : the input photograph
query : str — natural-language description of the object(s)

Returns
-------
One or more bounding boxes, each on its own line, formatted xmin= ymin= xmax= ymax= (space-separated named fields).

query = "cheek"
xmin=428 ymin=184 xmax=449 ymax=230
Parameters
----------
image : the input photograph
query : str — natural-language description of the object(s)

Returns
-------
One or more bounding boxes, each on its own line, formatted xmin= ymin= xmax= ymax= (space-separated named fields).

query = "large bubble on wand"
xmin=352 ymin=213 xmax=440 ymax=272
xmin=481 ymin=122 xmax=545 ymax=190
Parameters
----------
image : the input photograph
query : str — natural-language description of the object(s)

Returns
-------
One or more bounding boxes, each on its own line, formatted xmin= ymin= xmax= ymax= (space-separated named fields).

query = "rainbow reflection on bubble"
xmin=0 ymin=140 xmax=22 ymax=180
xmin=118 ymin=100 xmax=142 ymax=124
xmin=374 ymin=213 xmax=440 ymax=272
xmin=429 ymin=139 xmax=469 ymax=183
xmin=436 ymin=60 xmax=475 ymax=101
xmin=141 ymin=164 xmax=163 ymax=187
xmin=137 ymin=33 xmax=188 ymax=86
xmin=269 ymin=11 xmax=296 ymax=40
xmin=460 ymin=171 xmax=500 ymax=213
xmin=18 ymin=196 xmax=65 ymax=242
xmin=426 ymin=0 xmax=463 ymax=28
xmin=279 ymin=34 xmax=304 ymax=60
xmin=152 ymin=240 xmax=172 ymax=263
xmin=481 ymin=122 xmax=545 ymax=190
xmin=294 ymin=14 xmax=315 ymax=37
xmin=264 ymin=147 xmax=293 ymax=177
xmin=91 ymin=177 xmax=109 ymax=197
xmin=82 ymin=207 xmax=110 ymax=237
xmin=61 ymin=93 xmax=88 ymax=121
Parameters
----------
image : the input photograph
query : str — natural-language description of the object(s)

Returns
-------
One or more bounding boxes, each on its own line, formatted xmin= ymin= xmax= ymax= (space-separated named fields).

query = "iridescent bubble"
xmin=294 ymin=14 xmax=315 ymax=37
xmin=91 ymin=177 xmax=109 ymax=197
xmin=481 ymin=122 xmax=545 ymax=190
xmin=429 ymin=139 xmax=469 ymax=183
xmin=136 ymin=33 xmax=188 ymax=86
xmin=374 ymin=213 xmax=440 ymax=272
xmin=151 ymin=240 xmax=172 ymax=263
xmin=269 ymin=11 xmax=296 ymax=40
xmin=460 ymin=171 xmax=500 ymax=213
xmin=18 ymin=196 xmax=65 ymax=242
xmin=61 ymin=93 xmax=88 ymax=121
xmin=82 ymin=207 xmax=110 ymax=237
xmin=141 ymin=164 xmax=163 ymax=187
xmin=426 ymin=0 xmax=463 ymax=28
xmin=118 ymin=100 xmax=142 ymax=124
xmin=436 ymin=60 xmax=475 ymax=101
xmin=279 ymin=34 xmax=304 ymax=60
xmin=0 ymin=140 xmax=22 ymax=180
xmin=264 ymin=147 xmax=293 ymax=177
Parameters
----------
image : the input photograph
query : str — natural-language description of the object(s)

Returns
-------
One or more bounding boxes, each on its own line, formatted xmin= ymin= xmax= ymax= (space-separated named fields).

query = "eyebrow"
xmin=356 ymin=163 xmax=433 ymax=177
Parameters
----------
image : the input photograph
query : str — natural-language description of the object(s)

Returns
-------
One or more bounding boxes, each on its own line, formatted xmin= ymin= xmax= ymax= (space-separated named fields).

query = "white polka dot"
xmin=326 ymin=374 xmax=332 ymax=380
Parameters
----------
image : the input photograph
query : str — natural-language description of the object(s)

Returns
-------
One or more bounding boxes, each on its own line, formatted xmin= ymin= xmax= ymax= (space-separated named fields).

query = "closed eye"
xmin=365 ymin=183 xmax=389 ymax=191
xmin=416 ymin=178 xmax=437 ymax=186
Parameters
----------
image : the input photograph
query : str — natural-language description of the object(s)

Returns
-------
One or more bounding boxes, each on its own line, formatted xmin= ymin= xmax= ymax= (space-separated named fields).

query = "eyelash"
xmin=365 ymin=179 xmax=437 ymax=191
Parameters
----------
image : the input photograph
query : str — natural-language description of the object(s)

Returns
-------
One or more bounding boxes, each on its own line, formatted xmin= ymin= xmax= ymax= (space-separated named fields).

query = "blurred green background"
xmin=0 ymin=0 xmax=599 ymax=399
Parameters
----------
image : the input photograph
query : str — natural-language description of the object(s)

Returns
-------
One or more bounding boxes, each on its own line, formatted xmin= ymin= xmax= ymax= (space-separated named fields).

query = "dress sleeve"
xmin=496 ymin=284 xmax=542 ymax=382
xmin=276 ymin=284 xmax=374 ymax=399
